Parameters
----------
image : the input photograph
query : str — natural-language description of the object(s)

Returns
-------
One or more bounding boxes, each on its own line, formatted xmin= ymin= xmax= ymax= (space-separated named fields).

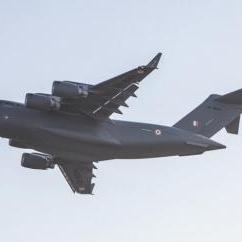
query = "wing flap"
xmin=91 ymin=84 xmax=139 ymax=118
xmin=58 ymin=53 xmax=161 ymax=119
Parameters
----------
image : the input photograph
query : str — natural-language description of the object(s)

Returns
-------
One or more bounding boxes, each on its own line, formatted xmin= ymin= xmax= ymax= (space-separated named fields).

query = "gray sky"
xmin=1 ymin=0 xmax=242 ymax=241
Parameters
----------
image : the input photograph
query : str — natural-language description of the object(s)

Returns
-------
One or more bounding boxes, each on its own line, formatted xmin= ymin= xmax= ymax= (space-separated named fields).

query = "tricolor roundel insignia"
xmin=155 ymin=129 xmax=162 ymax=135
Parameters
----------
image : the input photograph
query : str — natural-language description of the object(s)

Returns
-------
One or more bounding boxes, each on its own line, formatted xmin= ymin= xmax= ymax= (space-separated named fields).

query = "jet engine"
xmin=25 ymin=93 xmax=61 ymax=111
xmin=52 ymin=81 xmax=90 ymax=99
xmin=21 ymin=153 xmax=55 ymax=170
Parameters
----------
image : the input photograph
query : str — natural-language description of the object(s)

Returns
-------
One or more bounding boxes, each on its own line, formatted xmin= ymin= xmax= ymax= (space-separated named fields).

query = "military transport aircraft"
xmin=0 ymin=53 xmax=242 ymax=194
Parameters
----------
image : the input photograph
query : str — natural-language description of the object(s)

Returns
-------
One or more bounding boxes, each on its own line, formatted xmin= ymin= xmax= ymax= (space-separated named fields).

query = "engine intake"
xmin=52 ymin=81 xmax=89 ymax=99
xmin=25 ymin=93 xmax=61 ymax=111
xmin=21 ymin=153 xmax=55 ymax=170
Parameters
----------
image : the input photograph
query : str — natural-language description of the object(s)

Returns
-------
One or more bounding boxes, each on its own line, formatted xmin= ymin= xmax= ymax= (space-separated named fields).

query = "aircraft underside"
xmin=0 ymin=53 xmax=241 ymax=194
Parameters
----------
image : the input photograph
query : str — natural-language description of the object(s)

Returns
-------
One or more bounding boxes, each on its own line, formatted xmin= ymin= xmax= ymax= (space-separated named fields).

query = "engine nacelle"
xmin=25 ymin=93 xmax=61 ymax=111
xmin=52 ymin=81 xmax=89 ymax=99
xmin=9 ymin=139 xmax=28 ymax=149
xmin=21 ymin=153 xmax=55 ymax=170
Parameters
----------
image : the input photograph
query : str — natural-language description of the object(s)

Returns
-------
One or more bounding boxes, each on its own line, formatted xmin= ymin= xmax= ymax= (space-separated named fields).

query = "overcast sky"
xmin=1 ymin=0 xmax=242 ymax=241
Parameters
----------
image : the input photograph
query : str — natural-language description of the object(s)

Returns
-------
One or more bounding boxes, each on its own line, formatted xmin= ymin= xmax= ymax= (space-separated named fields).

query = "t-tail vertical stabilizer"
xmin=174 ymin=89 xmax=242 ymax=138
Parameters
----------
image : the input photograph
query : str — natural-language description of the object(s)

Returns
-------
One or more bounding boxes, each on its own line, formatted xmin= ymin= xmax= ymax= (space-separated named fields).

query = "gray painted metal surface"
xmin=0 ymin=53 xmax=241 ymax=194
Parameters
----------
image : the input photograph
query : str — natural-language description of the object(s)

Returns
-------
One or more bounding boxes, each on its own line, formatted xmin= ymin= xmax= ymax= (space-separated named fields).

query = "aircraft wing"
xmin=59 ymin=53 xmax=162 ymax=119
xmin=58 ymin=162 xmax=97 ymax=194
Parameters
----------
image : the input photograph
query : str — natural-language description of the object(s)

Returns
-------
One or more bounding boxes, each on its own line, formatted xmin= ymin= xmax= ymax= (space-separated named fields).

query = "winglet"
xmin=147 ymin=53 xmax=162 ymax=69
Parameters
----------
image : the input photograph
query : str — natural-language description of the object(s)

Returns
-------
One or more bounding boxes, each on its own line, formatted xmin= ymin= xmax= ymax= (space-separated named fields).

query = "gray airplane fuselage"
xmin=0 ymin=100 xmax=224 ymax=163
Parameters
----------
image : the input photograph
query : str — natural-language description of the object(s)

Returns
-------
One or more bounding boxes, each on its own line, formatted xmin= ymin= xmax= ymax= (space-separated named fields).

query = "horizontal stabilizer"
xmin=216 ymin=89 xmax=242 ymax=105
xmin=225 ymin=116 xmax=240 ymax=134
